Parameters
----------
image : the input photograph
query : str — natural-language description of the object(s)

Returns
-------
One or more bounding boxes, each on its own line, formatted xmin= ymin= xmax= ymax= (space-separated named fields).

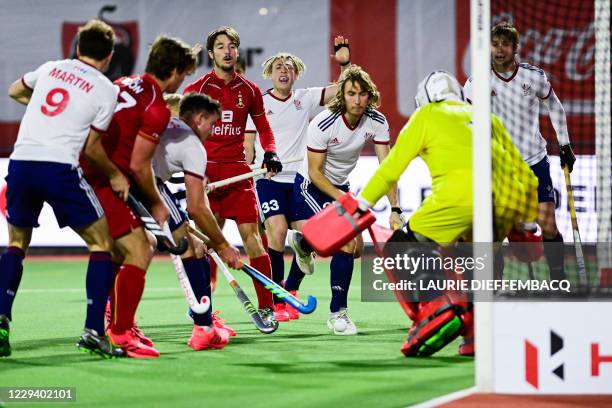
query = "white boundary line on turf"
xmin=406 ymin=387 xmax=476 ymax=408
xmin=19 ymin=287 xmax=181 ymax=293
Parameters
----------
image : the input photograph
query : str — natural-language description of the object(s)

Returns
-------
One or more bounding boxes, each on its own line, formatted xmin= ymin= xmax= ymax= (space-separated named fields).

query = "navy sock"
xmin=284 ymin=256 xmax=304 ymax=291
xmin=85 ymin=252 xmax=114 ymax=334
xmin=268 ymin=248 xmax=285 ymax=304
xmin=543 ymin=232 xmax=566 ymax=280
xmin=0 ymin=247 xmax=25 ymax=320
xmin=185 ymin=257 xmax=212 ymax=326
xmin=330 ymin=251 xmax=354 ymax=313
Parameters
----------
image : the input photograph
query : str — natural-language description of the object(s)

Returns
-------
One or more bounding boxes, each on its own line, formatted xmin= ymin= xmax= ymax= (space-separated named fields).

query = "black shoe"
xmin=77 ymin=328 xmax=126 ymax=359
xmin=0 ymin=315 xmax=11 ymax=357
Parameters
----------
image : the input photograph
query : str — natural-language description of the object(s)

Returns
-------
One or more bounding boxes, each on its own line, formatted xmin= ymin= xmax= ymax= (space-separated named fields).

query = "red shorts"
xmin=206 ymin=162 xmax=259 ymax=224
xmin=91 ymin=182 xmax=142 ymax=239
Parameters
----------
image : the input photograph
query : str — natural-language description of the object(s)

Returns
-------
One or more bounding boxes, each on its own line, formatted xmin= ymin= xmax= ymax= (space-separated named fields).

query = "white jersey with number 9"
xmin=11 ymin=58 xmax=118 ymax=166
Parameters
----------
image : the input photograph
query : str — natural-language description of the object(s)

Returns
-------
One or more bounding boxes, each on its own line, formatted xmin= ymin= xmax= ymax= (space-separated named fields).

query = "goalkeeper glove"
xmin=559 ymin=144 xmax=576 ymax=173
xmin=262 ymin=151 xmax=282 ymax=173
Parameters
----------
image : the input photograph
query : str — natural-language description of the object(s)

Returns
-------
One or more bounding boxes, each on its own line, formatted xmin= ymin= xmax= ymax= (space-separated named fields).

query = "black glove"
xmin=559 ymin=144 xmax=576 ymax=173
xmin=262 ymin=151 xmax=282 ymax=173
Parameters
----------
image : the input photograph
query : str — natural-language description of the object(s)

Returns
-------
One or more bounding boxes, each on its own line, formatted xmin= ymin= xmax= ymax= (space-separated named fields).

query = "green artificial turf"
xmin=0 ymin=258 xmax=474 ymax=408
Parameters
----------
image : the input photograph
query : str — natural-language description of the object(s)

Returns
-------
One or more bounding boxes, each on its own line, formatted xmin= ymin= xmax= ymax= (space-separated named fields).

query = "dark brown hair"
xmin=145 ymin=36 xmax=197 ymax=80
xmin=77 ymin=19 xmax=115 ymax=60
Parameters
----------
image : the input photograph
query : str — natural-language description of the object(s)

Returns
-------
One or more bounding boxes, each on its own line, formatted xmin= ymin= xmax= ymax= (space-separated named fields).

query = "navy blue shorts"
xmin=255 ymin=178 xmax=297 ymax=222
xmin=5 ymin=160 xmax=103 ymax=229
xmin=157 ymin=179 xmax=188 ymax=232
xmin=292 ymin=173 xmax=349 ymax=221
xmin=530 ymin=157 xmax=555 ymax=203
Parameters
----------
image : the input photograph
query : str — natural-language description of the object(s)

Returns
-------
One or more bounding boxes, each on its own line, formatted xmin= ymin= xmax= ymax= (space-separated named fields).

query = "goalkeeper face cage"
xmin=414 ymin=70 xmax=466 ymax=108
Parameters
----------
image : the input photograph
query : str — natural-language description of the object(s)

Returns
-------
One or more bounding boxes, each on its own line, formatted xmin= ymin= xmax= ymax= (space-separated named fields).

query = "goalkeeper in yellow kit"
xmin=358 ymin=71 xmax=538 ymax=357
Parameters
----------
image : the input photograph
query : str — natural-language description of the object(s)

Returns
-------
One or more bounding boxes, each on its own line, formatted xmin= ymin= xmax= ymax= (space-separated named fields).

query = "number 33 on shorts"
xmin=260 ymin=199 xmax=279 ymax=214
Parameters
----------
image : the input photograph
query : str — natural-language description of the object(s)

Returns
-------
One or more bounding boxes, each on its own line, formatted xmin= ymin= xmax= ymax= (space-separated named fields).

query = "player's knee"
xmin=268 ymin=228 xmax=287 ymax=250
xmin=243 ymin=232 xmax=264 ymax=257
xmin=340 ymin=239 xmax=356 ymax=254
xmin=78 ymin=218 xmax=113 ymax=252
xmin=117 ymin=229 xmax=153 ymax=269
xmin=7 ymin=225 xmax=33 ymax=251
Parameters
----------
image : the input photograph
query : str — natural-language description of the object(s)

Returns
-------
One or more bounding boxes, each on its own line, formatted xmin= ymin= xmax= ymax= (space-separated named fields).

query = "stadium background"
xmin=0 ymin=0 xmax=598 ymax=247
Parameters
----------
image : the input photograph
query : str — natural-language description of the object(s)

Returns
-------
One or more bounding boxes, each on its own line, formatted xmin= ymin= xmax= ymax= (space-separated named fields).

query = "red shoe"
xmin=273 ymin=303 xmax=290 ymax=322
xmin=212 ymin=311 xmax=236 ymax=337
xmin=105 ymin=300 xmax=112 ymax=327
xmin=188 ymin=325 xmax=229 ymax=350
xmin=107 ymin=327 xmax=160 ymax=358
xmin=285 ymin=291 xmax=300 ymax=320
xmin=131 ymin=323 xmax=154 ymax=348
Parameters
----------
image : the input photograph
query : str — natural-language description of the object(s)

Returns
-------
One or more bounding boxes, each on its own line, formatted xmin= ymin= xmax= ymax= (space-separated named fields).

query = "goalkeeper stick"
xmin=187 ymin=225 xmax=278 ymax=333
xmin=127 ymin=194 xmax=210 ymax=314
xmin=563 ymin=166 xmax=588 ymax=287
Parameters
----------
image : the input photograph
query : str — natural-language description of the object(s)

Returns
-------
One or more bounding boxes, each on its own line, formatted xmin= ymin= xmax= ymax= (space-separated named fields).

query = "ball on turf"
xmin=334 ymin=318 xmax=347 ymax=332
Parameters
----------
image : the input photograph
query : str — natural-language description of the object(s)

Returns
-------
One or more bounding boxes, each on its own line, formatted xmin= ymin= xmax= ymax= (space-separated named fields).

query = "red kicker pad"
xmin=507 ymin=224 xmax=544 ymax=263
xmin=302 ymin=192 xmax=376 ymax=257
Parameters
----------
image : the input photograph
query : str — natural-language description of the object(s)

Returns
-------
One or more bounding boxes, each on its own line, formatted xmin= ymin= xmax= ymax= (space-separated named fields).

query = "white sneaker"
xmin=287 ymin=229 xmax=315 ymax=275
xmin=327 ymin=308 xmax=357 ymax=336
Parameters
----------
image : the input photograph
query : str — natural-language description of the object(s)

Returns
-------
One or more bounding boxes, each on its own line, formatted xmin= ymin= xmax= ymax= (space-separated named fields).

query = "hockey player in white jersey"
xmin=464 ymin=21 xmax=575 ymax=280
xmin=153 ymin=93 xmax=242 ymax=350
xmin=0 ymin=19 xmax=129 ymax=358
xmin=288 ymin=66 xmax=401 ymax=335
xmin=243 ymin=36 xmax=354 ymax=321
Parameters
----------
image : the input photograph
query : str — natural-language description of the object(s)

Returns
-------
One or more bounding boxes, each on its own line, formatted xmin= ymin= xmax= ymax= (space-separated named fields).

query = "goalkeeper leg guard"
xmin=400 ymin=293 xmax=470 ymax=357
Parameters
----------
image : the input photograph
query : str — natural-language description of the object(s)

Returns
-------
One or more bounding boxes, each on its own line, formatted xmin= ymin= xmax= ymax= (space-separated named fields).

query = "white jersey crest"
xmin=154 ymin=117 xmax=207 ymax=182
xmin=300 ymin=108 xmax=390 ymax=185
xmin=246 ymin=87 xmax=324 ymax=183
xmin=11 ymin=59 xmax=118 ymax=166
xmin=464 ymin=62 xmax=552 ymax=165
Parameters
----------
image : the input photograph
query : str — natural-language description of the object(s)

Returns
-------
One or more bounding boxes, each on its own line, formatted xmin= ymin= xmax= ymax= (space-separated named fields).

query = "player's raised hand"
xmin=332 ymin=36 xmax=350 ymax=66
xmin=110 ymin=171 xmax=130 ymax=202
xmin=191 ymin=43 xmax=203 ymax=56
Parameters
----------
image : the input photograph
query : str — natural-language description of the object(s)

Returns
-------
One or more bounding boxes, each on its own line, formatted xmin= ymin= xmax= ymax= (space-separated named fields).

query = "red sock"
xmin=250 ymin=254 xmax=274 ymax=309
xmin=107 ymin=262 xmax=121 ymax=325
xmin=111 ymin=264 xmax=146 ymax=333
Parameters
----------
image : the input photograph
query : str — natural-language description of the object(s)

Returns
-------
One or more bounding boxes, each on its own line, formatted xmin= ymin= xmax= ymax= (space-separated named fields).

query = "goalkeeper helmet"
xmin=414 ymin=70 xmax=465 ymax=108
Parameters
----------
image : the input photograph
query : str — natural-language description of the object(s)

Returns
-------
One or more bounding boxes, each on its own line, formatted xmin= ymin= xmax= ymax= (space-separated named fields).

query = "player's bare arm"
xmin=130 ymin=135 xmax=169 ymax=225
xmin=244 ymin=130 xmax=256 ymax=164
xmin=322 ymin=36 xmax=351 ymax=104
xmin=540 ymin=88 xmax=576 ymax=172
xmin=8 ymin=79 xmax=33 ymax=105
xmin=83 ymin=129 xmax=129 ymax=201
xmin=307 ymin=149 xmax=343 ymax=200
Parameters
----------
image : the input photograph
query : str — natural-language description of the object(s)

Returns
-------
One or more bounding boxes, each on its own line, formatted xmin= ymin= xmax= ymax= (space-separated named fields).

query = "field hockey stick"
xmin=563 ymin=166 xmax=588 ymax=287
xmin=187 ymin=225 xmax=278 ymax=333
xmin=127 ymin=194 xmax=210 ymax=314
xmin=127 ymin=193 xmax=188 ymax=255
xmin=206 ymin=157 xmax=303 ymax=192
xmin=241 ymin=263 xmax=317 ymax=314
xmin=248 ymin=155 xmax=303 ymax=170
